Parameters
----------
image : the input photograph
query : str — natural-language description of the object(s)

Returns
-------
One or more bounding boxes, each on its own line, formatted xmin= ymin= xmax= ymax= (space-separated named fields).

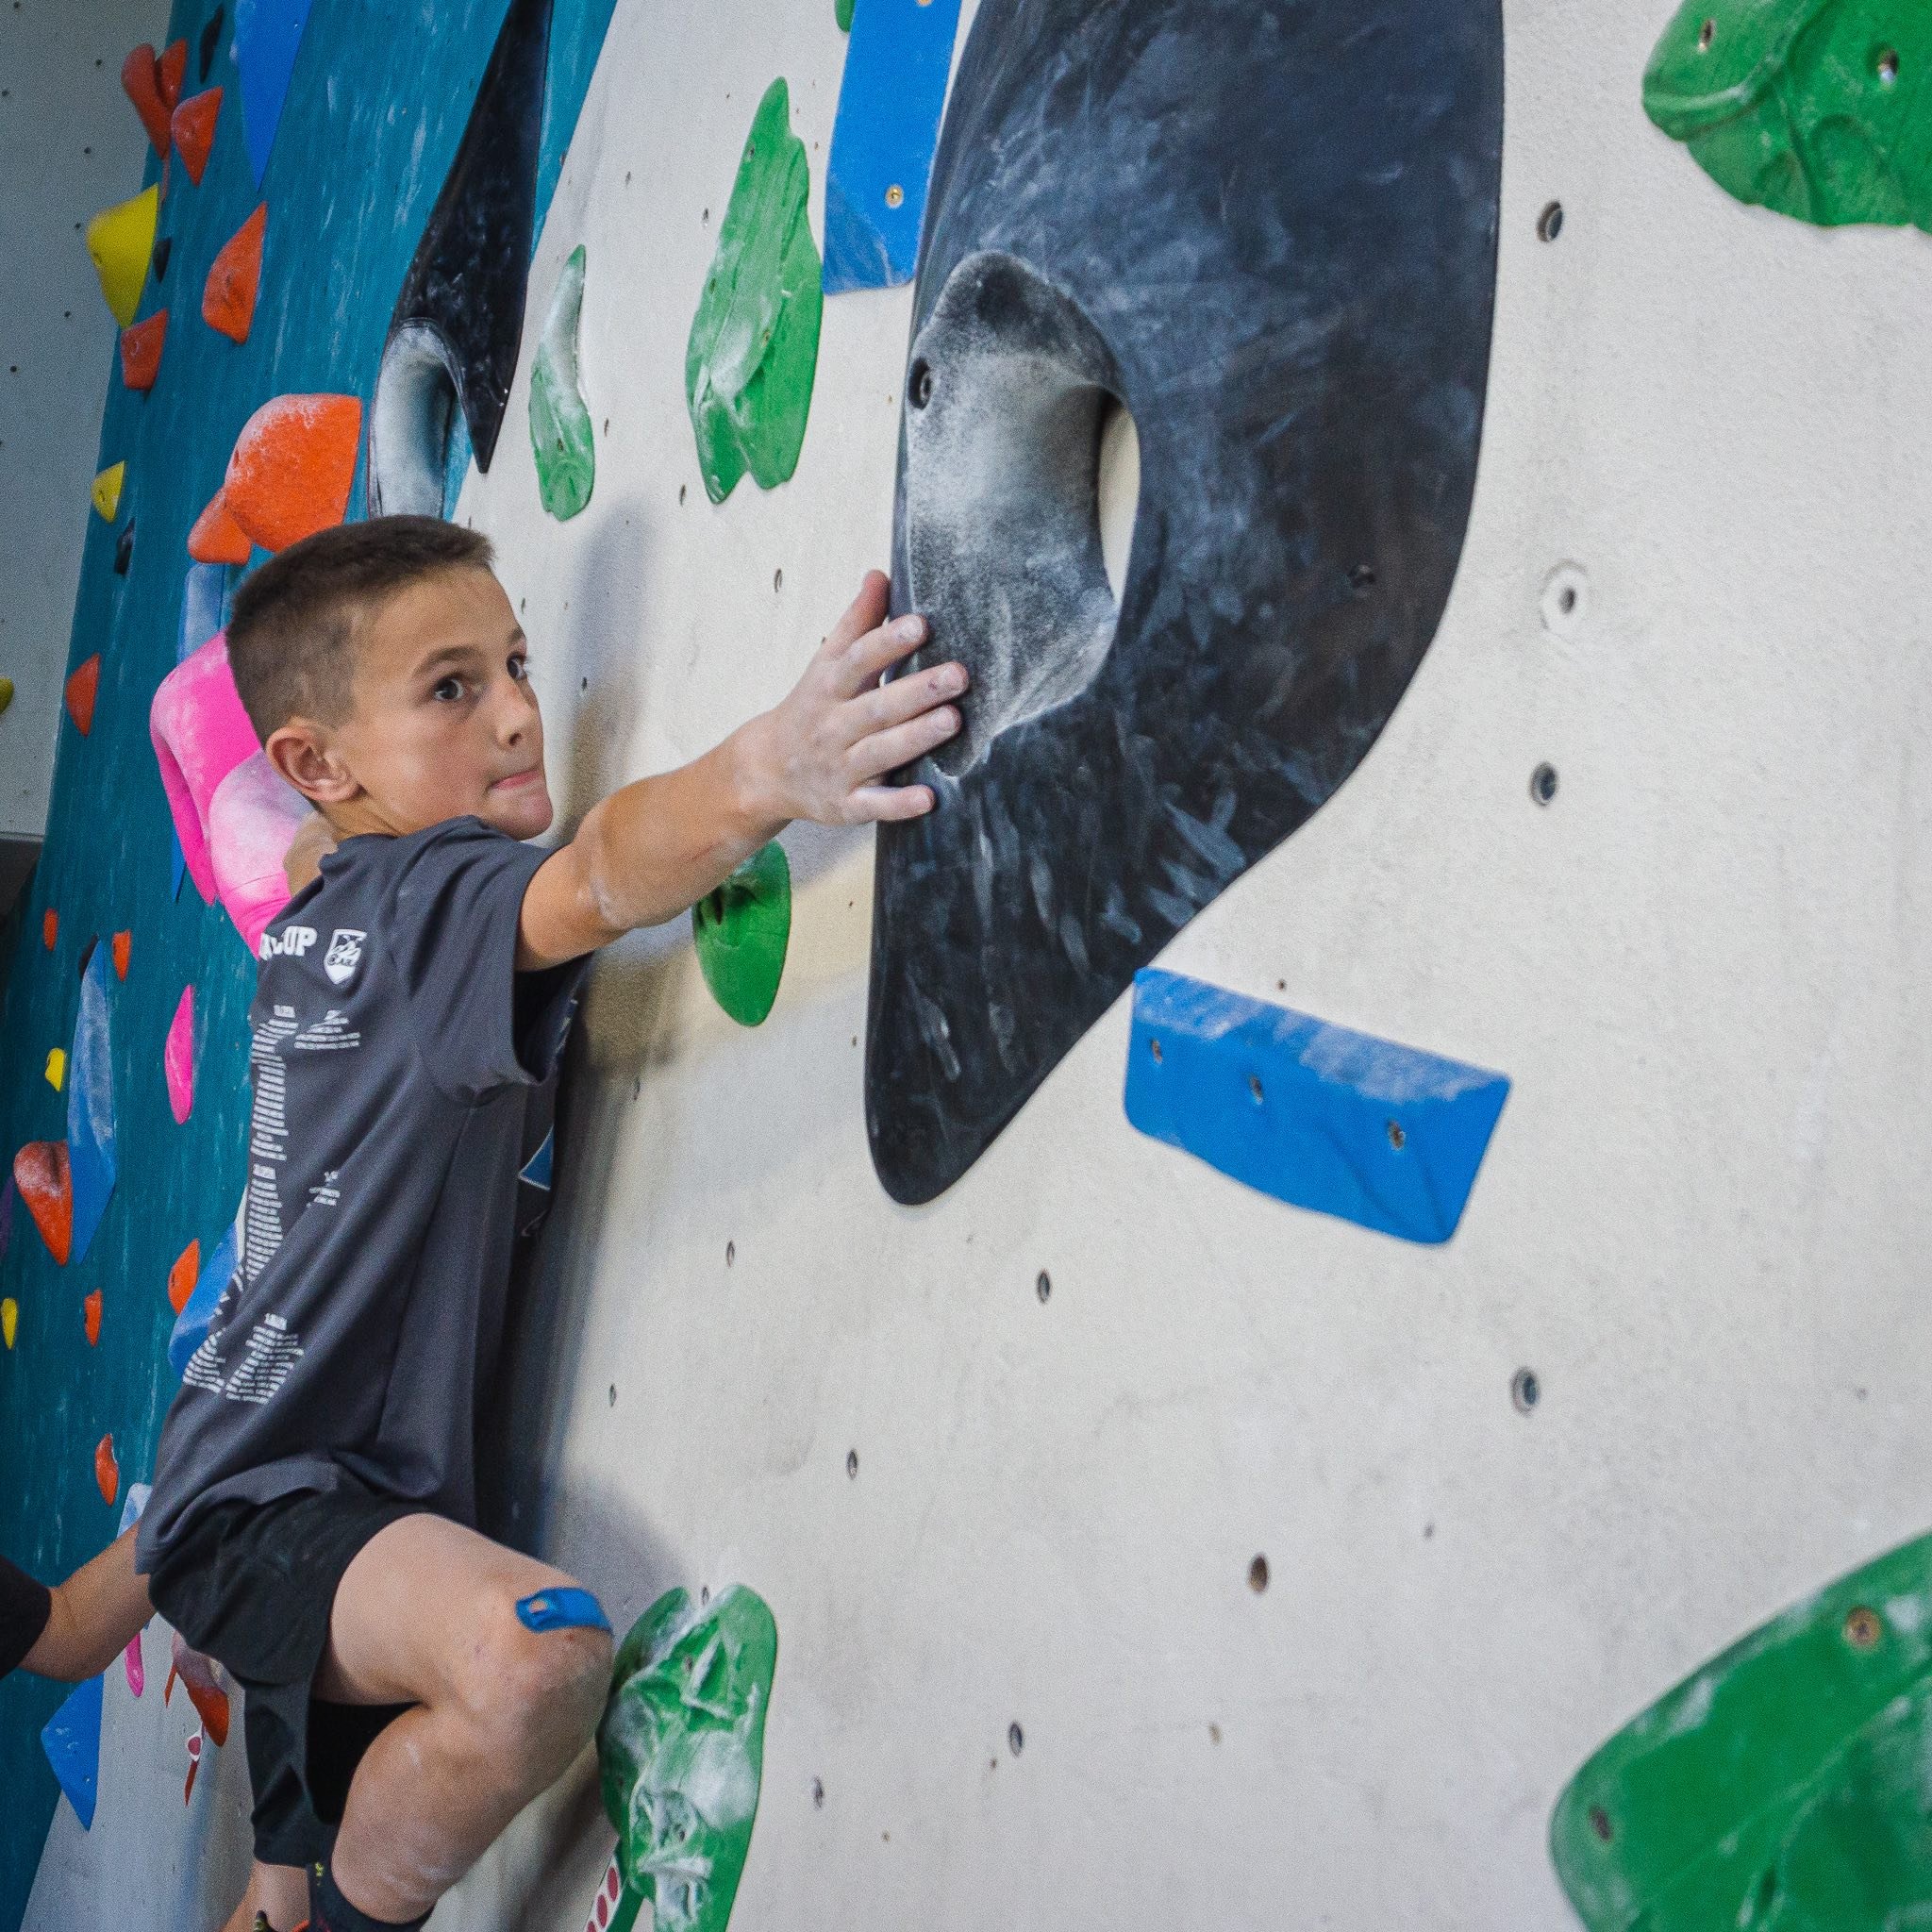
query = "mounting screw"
xmin=909 ymin=358 xmax=934 ymax=408
xmin=1036 ymin=1270 xmax=1051 ymax=1303
xmin=1511 ymin=1368 xmax=1541 ymax=1414
xmin=1844 ymin=1606 xmax=1883 ymax=1650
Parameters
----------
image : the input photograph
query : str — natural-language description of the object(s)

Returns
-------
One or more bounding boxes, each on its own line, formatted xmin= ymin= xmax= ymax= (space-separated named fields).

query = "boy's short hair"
xmin=225 ymin=515 xmax=495 ymax=741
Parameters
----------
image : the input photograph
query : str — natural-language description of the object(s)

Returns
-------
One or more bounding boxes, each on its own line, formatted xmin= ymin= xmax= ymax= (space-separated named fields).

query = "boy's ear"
xmin=265 ymin=719 xmax=359 ymax=807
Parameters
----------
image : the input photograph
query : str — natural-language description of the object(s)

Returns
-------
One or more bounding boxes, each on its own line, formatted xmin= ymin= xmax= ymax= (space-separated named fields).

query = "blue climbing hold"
xmin=67 ymin=944 xmax=117 ymax=1268
xmin=516 ymin=1586 xmax=612 ymax=1635
xmin=231 ymin=0 xmax=314 ymax=184
xmin=41 ymin=1674 xmax=104 ymax=1829
xmin=177 ymin=562 xmax=230 ymax=663
xmin=823 ymin=0 xmax=963 ymax=293
xmin=1124 ymin=969 xmax=1510 ymax=1245
xmin=171 ymin=828 xmax=187 ymax=899
xmin=168 ymin=1214 xmax=240 ymax=1379
xmin=518 ymin=1126 xmax=554 ymax=1192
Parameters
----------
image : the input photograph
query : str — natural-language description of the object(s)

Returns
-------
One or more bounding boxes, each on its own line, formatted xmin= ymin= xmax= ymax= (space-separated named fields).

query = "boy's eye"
xmin=508 ymin=654 xmax=528 ymax=683
xmin=432 ymin=676 xmax=466 ymax=703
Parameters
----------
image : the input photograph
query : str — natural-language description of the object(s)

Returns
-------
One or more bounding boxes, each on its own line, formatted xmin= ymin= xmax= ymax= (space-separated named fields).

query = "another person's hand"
xmin=739 ymin=571 xmax=966 ymax=825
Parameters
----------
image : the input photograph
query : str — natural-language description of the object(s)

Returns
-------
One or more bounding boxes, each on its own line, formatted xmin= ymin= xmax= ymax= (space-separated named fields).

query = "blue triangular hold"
xmin=232 ymin=0 xmax=314 ymax=184
xmin=177 ymin=561 xmax=229 ymax=663
xmin=42 ymin=1674 xmax=103 ymax=1829
xmin=169 ymin=1213 xmax=241 ymax=1379
xmin=67 ymin=944 xmax=117 ymax=1268
xmin=519 ymin=1126 xmax=554 ymax=1192
xmin=172 ymin=828 xmax=187 ymax=899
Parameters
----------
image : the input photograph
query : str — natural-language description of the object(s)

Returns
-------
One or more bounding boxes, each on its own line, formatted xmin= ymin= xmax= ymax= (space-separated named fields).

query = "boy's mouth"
xmin=490 ymin=768 xmax=545 ymax=793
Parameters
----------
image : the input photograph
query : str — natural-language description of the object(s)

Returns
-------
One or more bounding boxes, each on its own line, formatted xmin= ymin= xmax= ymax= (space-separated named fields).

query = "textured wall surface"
xmin=11 ymin=0 xmax=1932 ymax=1925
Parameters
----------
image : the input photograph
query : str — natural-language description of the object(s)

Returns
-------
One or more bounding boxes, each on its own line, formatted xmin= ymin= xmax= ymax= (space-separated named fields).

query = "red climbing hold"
xmin=65 ymin=657 xmax=101 ymax=736
xmin=158 ymin=39 xmax=187 ymax=113
xmin=188 ymin=487 xmax=253 ymax=566
xmin=111 ymin=931 xmax=131 ymax=980
xmin=225 ymin=394 xmax=362 ymax=553
xmin=122 ymin=46 xmax=171 ymax=157
xmin=203 ymin=203 xmax=265 ymax=344
xmin=171 ymin=88 xmax=221 ymax=186
xmin=167 ymin=1241 xmax=200 ymax=1316
xmin=14 ymin=1142 xmax=73 ymax=1265
xmin=42 ymin=910 xmax=57 ymax=952
xmin=83 ymin=1290 xmax=102 ymax=1347
xmin=94 ymin=1435 xmax=119 ymax=1507
xmin=120 ymin=310 xmax=168 ymax=391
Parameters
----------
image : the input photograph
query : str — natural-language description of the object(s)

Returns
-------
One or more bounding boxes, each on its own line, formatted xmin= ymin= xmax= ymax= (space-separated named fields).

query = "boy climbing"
xmin=137 ymin=516 xmax=966 ymax=1931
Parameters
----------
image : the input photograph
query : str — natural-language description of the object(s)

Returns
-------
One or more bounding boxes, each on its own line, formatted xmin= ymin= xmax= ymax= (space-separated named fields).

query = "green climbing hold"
xmin=1642 ymin=0 xmax=1932 ymax=228
xmin=685 ymin=79 xmax=823 ymax=506
xmin=692 ymin=841 xmax=791 ymax=1027
xmin=836 ymin=0 xmax=855 ymax=30
xmin=1552 ymin=1527 xmax=1932 ymax=1929
xmin=597 ymin=1585 xmax=777 ymax=1932
xmin=530 ymin=245 xmax=594 ymax=522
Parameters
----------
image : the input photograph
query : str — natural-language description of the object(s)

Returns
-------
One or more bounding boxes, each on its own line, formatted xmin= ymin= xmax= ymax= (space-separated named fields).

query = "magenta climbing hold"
xmin=165 ymin=986 xmax=195 ymax=1124
xmin=124 ymin=1633 xmax=144 ymax=1697
xmin=150 ymin=631 xmax=259 ymax=905
xmin=209 ymin=753 xmax=308 ymax=952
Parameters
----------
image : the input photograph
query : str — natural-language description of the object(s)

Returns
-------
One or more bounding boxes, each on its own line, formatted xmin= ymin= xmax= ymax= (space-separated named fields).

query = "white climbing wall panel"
xmin=27 ymin=0 xmax=1932 ymax=1924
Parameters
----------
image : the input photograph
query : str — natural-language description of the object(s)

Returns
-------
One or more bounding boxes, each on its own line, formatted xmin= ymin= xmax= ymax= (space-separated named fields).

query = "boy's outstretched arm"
xmin=21 ymin=1526 xmax=150 ymax=1680
xmin=518 ymin=572 xmax=964 ymax=971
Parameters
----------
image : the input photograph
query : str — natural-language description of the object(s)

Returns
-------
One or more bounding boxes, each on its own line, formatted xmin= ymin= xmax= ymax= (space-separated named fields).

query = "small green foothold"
xmin=597 ymin=1585 xmax=777 ymax=1932
xmin=692 ymin=841 xmax=791 ymax=1027
xmin=1552 ymin=1526 xmax=1932 ymax=1929
xmin=1642 ymin=0 xmax=1932 ymax=228
xmin=685 ymin=79 xmax=824 ymax=506
xmin=530 ymin=244 xmax=595 ymax=522
xmin=836 ymin=0 xmax=856 ymax=30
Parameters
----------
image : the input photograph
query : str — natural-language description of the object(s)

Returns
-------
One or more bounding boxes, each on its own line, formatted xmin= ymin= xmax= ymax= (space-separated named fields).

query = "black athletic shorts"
xmin=146 ymin=1480 xmax=423 ymax=1867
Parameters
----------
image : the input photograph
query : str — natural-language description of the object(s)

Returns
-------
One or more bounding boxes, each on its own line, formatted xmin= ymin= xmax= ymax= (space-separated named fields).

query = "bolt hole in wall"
xmin=1512 ymin=1367 xmax=1541 ymax=1414
xmin=1008 ymin=1722 xmax=1024 ymax=1757
xmin=846 ymin=1449 xmax=858 ymax=1479
xmin=1248 ymin=1554 xmax=1270 ymax=1593
xmin=1531 ymin=762 xmax=1559 ymax=806
xmin=1035 ymin=1269 xmax=1051 ymax=1303
xmin=1537 ymin=199 xmax=1564 ymax=242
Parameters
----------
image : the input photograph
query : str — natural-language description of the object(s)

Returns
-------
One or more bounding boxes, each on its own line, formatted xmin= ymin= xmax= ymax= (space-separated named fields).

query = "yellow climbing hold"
xmin=0 ymin=1301 xmax=14 ymax=1349
xmin=92 ymin=463 xmax=126 ymax=522
xmin=85 ymin=185 xmax=158 ymax=328
xmin=43 ymin=1048 xmax=65 ymax=1092
xmin=0 ymin=678 xmax=12 ymax=717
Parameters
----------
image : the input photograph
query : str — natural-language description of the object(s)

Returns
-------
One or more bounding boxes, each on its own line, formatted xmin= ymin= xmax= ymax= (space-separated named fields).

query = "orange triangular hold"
xmin=122 ymin=45 xmax=171 ymax=157
xmin=158 ymin=40 xmax=187 ymax=113
xmin=167 ymin=1241 xmax=200 ymax=1316
xmin=65 ymin=656 xmax=101 ymax=736
xmin=42 ymin=910 xmax=57 ymax=951
xmin=183 ymin=1675 xmax=230 ymax=1748
xmin=83 ymin=1290 xmax=102 ymax=1346
xmin=171 ymin=87 xmax=221 ymax=186
xmin=120 ymin=310 xmax=168 ymax=391
xmin=225 ymin=395 xmax=362 ymax=553
xmin=188 ymin=487 xmax=254 ymax=565
xmin=203 ymin=204 xmax=265 ymax=345
xmin=13 ymin=1141 xmax=73 ymax=1265
xmin=94 ymin=1435 xmax=119 ymax=1507
xmin=111 ymin=931 xmax=131 ymax=979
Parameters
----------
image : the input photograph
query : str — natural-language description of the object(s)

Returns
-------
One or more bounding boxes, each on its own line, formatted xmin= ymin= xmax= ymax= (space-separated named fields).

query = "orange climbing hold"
xmin=188 ymin=487 xmax=253 ymax=565
xmin=171 ymin=87 xmax=221 ymax=184
xmin=111 ymin=931 xmax=131 ymax=979
xmin=94 ymin=1435 xmax=119 ymax=1507
xmin=225 ymin=394 xmax=362 ymax=553
xmin=84 ymin=1290 xmax=102 ymax=1347
xmin=167 ymin=1241 xmax=200 ymax=1316
xmin=122 ymin=45 xmax=171 ymax=156
xmin=42 ymin=910 xmax=57 ymax=951
xmin=120 ymin=310 xmax=168 ymax=391
xmin=158 ymin=40 xmax=187 ymax=113
xmin=65 ymin=656 xmax=101 ymax=736
xmin=14 ymin=1142 xmax=73 ymax=1265
xmin=203 ymin=203 xmax=265 ymax=344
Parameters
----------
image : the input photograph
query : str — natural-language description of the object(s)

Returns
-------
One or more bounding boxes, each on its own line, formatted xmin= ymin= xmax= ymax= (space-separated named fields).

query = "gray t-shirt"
xmin=138 ymin=817 xmax=584 ymax=1569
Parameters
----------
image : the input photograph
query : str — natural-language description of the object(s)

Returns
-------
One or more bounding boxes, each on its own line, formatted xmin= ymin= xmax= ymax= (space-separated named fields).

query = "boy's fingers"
xmin=838 ymin=612 xmax=930 ymax=694
xmin=846 ymin=783 xmax=936 ymax=824
xmin=847 ymin=708 xmax=960 ymax=783
xmin=824 ymin=571 xmax=891 ymax=659
xmin=845 ymin=661 xmax=967 ymax=739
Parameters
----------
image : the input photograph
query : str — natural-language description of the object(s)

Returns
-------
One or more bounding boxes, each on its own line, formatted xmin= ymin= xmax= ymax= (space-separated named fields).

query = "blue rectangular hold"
xmin=1124 ymin=969 xmax=1510 ymax=1244
xmin=823 ymin=0 xmax=963 ymax=293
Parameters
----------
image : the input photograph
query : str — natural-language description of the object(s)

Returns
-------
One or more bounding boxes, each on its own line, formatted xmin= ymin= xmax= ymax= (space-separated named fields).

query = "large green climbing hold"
xmin=1643 ymin=0 xmax=1932 ymax=228
xmin=685 ymin=78 xmax=823 ymax=505
xmin=530 ymin=245 xmax=595 ymax=521
xmin=692 ymin=841 xmax=791 ymax=1027
xmin=1551 ymin=1528 xmax=1932 ymax=1929
xmin=836 ymin=0 xmax=856 ymax=30
xmin=597 ymin=1585 xmax=777 ymax=1932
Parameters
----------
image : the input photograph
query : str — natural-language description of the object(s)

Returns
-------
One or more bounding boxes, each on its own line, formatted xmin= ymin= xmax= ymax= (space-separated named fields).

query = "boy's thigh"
xmin=315 ymin=1512 xmax=591 ymax=1709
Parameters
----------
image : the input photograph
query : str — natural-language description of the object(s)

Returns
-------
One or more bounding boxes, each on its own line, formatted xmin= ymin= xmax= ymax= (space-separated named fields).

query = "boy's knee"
xmin=454 ymin=1587 xmax=612 ymax=1757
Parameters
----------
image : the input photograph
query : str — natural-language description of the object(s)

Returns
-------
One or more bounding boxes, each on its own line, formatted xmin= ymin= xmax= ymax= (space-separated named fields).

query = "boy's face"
xmin=310 ymin=567 xmax=554 ymax=842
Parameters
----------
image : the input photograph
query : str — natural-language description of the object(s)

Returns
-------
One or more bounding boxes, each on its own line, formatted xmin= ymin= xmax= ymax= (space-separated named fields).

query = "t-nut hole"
xmin=1531 ymin=763 xmax=1559 ymax=807
xmin=1248 ymin=1554 xmax=1270 ymax=1592
xmin=1844 ymin=1605 xmax=1883 ymax=1650
xmin=1697 ymin=17 xmax=1714 ymax=50
xmin=1878 ymin=47 xmax=1900 ymax=84
xmin=1537 ymin=200 xmax=1564 ymax=242
xmin=1511 ymin=1367 xmax=1541 ymax=1414
xmin=900 ymin=251 xmax=1138 ymax=774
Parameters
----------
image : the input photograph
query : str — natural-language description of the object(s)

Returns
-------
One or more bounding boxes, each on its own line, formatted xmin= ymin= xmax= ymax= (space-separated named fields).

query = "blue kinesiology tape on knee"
xmin=515 ymin=1586 xmax=612 ymax=1635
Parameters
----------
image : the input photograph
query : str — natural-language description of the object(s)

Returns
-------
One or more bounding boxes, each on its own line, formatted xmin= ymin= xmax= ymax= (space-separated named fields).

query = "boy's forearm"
xmin=25 ymin=1527 xmax=149 ymax=1680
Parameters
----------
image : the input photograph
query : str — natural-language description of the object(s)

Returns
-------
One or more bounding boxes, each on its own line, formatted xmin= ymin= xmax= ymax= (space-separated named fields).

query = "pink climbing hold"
xmin=150 ymin=632 xmax=258 ymax=905
xmin=124 ymin=1633 xmax=144 ymax=1698
xmin=209 ymin=754 xmax=308 ymax=952
xmin=164 ymin=986 xmax=195 ymax=1124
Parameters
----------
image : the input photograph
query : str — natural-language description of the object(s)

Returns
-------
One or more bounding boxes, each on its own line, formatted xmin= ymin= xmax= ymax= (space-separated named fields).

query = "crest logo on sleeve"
xmin=324 ymin=929 xmax=367 ymax=987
